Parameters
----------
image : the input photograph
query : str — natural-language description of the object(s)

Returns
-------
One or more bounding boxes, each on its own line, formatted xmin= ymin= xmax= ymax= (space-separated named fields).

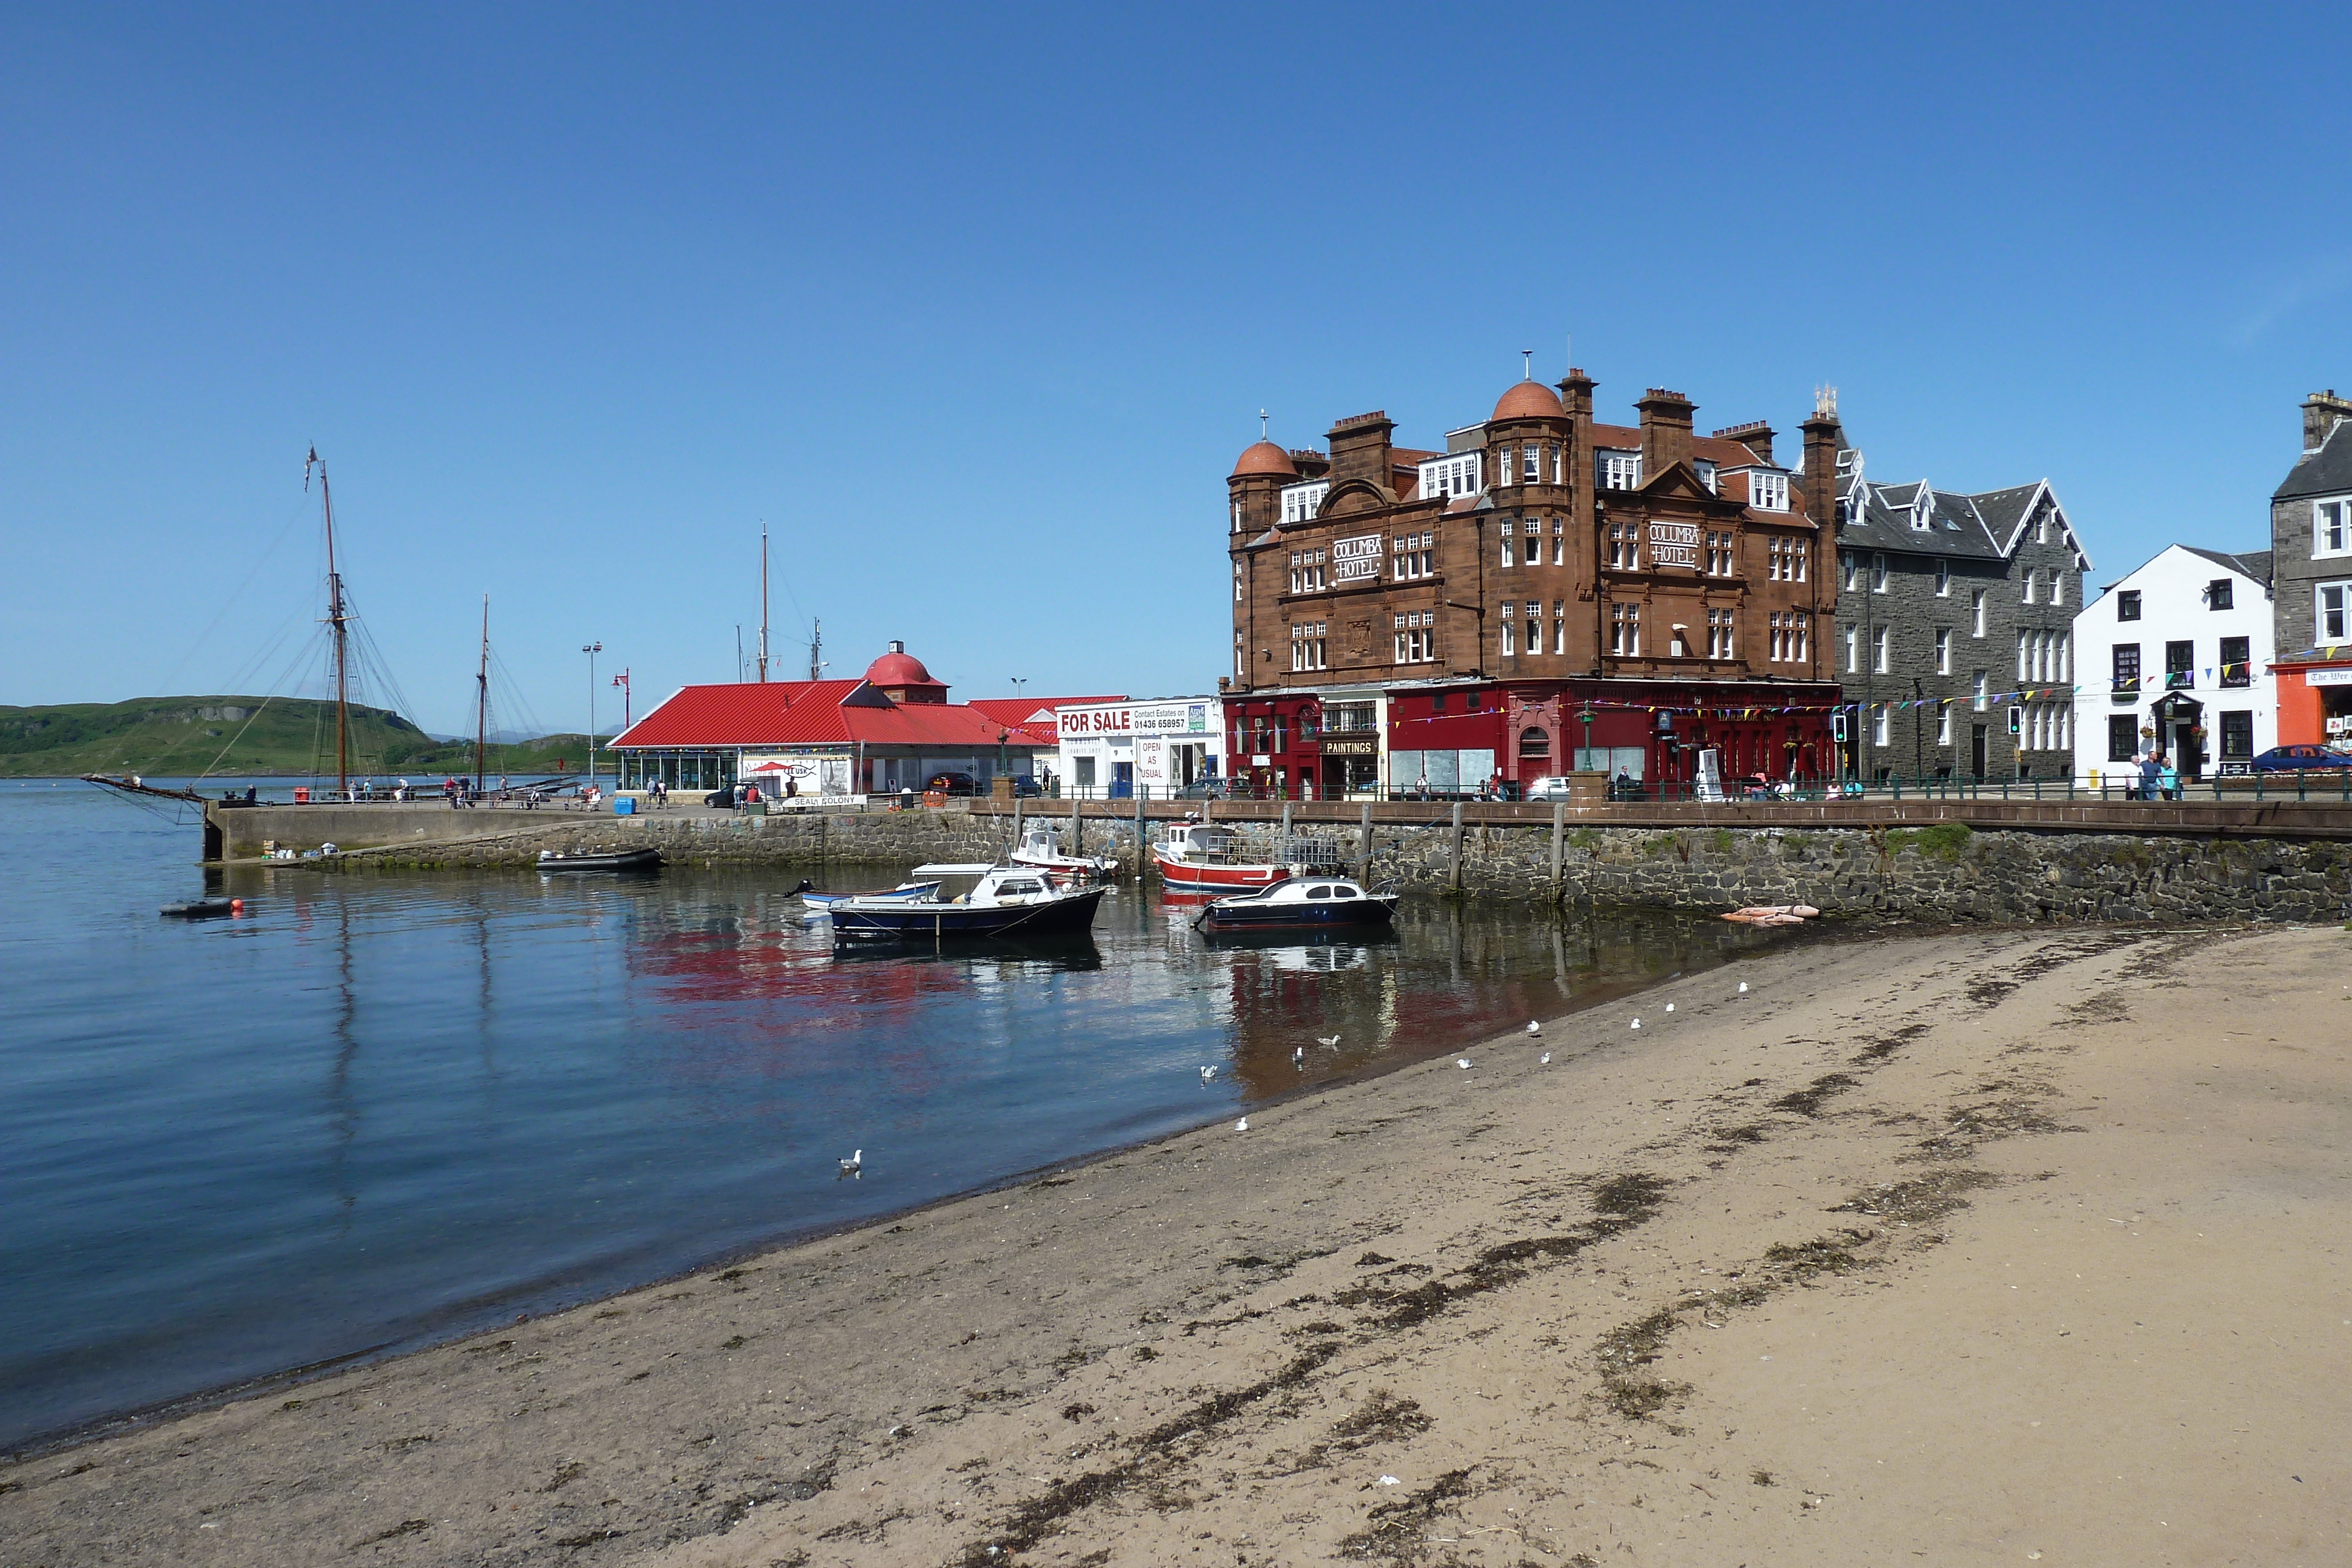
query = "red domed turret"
xmin=1491 ymin=379 xmax=1565 ymax=422
xmin=864 ymin=641 xmax=948 ymax=703
xmin=1231 ymin=440 xmax=1299 ymax=479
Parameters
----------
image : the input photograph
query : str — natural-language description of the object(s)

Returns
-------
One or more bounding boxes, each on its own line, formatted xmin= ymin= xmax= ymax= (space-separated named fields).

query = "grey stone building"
xmin=2268 ymin=390 xmax=2352 ymax=750
xmin=1828 ymin=442 xmax=2091 ymax=781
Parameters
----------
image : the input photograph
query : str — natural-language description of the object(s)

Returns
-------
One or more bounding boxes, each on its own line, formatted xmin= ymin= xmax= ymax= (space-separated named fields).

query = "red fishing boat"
xmin=1151 ymin=820 xmax=1322 ymax=892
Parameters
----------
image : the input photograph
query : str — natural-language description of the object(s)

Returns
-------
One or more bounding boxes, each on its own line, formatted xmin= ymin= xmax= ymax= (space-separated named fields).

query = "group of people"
xmin=2127 ymin=753 xmax=2184 ymax=801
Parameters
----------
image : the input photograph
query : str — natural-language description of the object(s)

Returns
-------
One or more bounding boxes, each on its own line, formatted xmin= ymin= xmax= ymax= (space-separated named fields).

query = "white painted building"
xmin=2071 ymin=544 xmax=2275 ymax=781
xmin=1053 ymin=697 xmax=1224 ymax=798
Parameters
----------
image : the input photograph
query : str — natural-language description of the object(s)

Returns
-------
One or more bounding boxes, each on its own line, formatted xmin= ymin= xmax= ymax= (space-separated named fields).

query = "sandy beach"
xmin=5 ymin=921 xmax=2347 ymax=1566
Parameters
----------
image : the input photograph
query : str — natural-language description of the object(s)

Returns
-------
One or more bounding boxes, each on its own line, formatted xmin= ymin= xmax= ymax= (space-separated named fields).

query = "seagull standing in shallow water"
xmin=1201 ymin=1065 xmax=1217 ymax=1085
xmin=837 ymin=1149 xmax=862 ymax=1179
xmin=1292 ymin=1045 xmax=1305 ymax=1068
xmin=1318 ymin=1034 xmax=1341 ymax=1049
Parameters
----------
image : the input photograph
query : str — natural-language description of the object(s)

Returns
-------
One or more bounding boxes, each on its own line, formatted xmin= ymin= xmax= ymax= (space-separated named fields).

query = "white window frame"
xmin=1872 ymin=704 xmax=1890 ymax=747
xmin=2022 ymin=567 xmax=2037 ymax=604
xmin=1747 ymin=471 xmax=1789 ymax=511
xmin=1935 ymin=560 xmax=1950 ymax=596
xmin=1971 ymin=589 xmax=1986 ymax=637
xmin=1935 ymin=627 xmax=1951 ymax=675
xmin=1872 ymin=553 xmax=1889 ymax=592
xmin=1279 ymin=481 xmax=1328 ymax=524
xmin=1601 ymin=452 xmax=1642 ymax=490
xmin=1873 ymin=625 xmax=1889 ymax=673
xmin=1936 ymin=702 xmax=1953 ymax=745
xmin=1845 ymin=625 xmax=1859 ymax=673
xmin=2319 ymin=580 xmax=2352 ymax=644
xmin=1973 ymin=670 xmax=1988 ymax=711
xmin=1417 ymin=454 xmax=1482 ymax=500
xmin=2316 ymin=498 xmax=2352 ymax=559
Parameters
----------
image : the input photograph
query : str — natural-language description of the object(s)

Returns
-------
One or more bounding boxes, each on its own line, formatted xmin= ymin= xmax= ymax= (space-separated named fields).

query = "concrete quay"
xmin=203 ymin=793 xmax=2352 ymax=925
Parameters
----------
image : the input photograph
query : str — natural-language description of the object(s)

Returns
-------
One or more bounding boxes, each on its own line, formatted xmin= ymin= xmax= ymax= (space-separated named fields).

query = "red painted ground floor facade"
xmin=2274 ymin=658 xmax=2352 ymax=747
xmin=1222 ymin=678 xmax=1840 ymax=799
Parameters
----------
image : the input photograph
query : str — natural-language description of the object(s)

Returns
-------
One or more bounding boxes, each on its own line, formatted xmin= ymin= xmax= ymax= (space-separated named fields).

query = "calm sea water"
xmin=0 ymin=780 xmax=1787 ymax=1452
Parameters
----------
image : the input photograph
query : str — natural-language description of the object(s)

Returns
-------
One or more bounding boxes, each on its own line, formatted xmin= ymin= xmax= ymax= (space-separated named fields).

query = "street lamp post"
xmin=583 ymin=641 xmax=603 ymax=788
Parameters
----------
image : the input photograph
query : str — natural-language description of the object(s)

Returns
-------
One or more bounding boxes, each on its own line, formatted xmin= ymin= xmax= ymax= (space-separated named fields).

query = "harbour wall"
xmin=210 ymin=798 xmax=2352 ymax=926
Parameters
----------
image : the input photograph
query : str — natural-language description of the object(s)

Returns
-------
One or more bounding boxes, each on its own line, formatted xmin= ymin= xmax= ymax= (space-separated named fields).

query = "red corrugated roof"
xmin=614 ymin=683 xmax=1119 ymax=750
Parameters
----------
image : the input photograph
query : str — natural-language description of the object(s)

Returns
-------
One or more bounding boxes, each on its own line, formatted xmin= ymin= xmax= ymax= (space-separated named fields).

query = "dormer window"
xmin=1748 ymin=471 xmax=1789 ymax=511
xmin=1279 ymin=481 xmax=1328 ymax=524
xmin=1695 ymin=459 xmax=1717 ymax=494
xmin=1601 ymin=452 xmax=1642 ymax=490
xmin=1418 ymin=453 xmax=1481 ymax=500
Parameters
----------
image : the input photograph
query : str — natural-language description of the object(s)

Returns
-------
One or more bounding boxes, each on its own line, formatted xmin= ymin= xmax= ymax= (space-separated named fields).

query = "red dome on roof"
xmin=865 ymin=643 xmax=941 ymax=689
xmin=1231 ymin=439 xmax=1299 ymax=479
xmin=1492 ymin=379 xmax=1565 ymax=421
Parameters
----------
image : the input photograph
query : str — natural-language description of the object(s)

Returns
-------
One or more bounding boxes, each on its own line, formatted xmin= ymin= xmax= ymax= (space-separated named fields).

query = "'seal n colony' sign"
xmin=1332 ymin=534 xmax=1384 ymax=583
xmin=1646 ymin=521 xmax=1701 ymax=569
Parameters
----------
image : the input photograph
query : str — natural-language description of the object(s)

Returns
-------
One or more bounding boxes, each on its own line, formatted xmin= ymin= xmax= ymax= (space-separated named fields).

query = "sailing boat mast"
xmin=306 ymin=447 xmax=350 ymax=800
xmin=474 ymin=595 xmax=490 ymax=794
xmin=757 ymin=524 xmax=770 ymax=683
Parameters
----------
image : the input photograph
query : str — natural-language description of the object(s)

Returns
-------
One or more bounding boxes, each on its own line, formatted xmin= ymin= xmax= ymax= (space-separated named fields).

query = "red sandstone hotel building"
xmin=1222 ymin=371 xmax=1843 ymax=797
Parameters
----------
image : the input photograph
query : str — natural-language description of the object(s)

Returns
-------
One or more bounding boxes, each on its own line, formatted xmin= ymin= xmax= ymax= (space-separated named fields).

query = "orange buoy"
xmin=230 ymin=898 xmax=245 ymax=914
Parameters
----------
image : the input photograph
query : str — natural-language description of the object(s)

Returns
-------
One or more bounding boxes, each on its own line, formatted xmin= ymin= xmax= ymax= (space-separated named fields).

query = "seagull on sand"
xmin=1526 ymin=1020 xmax=1542 ymax=1037
xmin=1235 ymin=1117 xmax=1248 ymax=1132
xmin=1201 ymin=1065 xmax=1218 ymax=1084
xmin=1664 ymin=1002 xmax=1675 ymax=1013
xmin=1539 ymin=1052 xmax=1552 ymax=1065
xmin=1631 ymin=1018 xmax=1642 ymax=1031
xmin=1457 ymin=1058 xmax=1472 ymax=1069
xmin=1738 ymin=981 xmax=1749 ymax=994
xmin=837 ymin=1149 xmax=863 ymax=1179
xmin=1318 ymin=1034 xmax=1342 ymax=1049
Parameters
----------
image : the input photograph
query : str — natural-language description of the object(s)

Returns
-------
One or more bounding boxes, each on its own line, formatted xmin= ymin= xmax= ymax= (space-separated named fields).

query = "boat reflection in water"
xmin=2 ymin=798 xmax=1809 ymax=1454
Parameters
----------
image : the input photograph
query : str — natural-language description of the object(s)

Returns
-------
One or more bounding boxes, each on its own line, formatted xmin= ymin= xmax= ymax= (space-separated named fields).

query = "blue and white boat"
xmin=828 ymin=864 xmax=1105 ymax=944
xmin=1197 ymin=875 xmax=1399 ymax=935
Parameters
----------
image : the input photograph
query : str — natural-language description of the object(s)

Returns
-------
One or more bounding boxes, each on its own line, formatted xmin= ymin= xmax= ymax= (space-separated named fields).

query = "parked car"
xmin=1174 ymin=778 xmax=1230 ymax=800
xmin=2250 ymin=744 xmax=2352 ymax=773
xmin=1013 ymin=774 xmax=1044 ymax=798
xmin=704 ymin=784 xmax=738 ymax=807
xmin=1523 ymin=775 xmax=1577 ymax=802
xmin=926 ymin=771 xmax=980 ymax=796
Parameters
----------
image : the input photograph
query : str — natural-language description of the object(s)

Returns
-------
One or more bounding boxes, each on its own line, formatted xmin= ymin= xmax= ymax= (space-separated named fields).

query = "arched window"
xmin=1517 ymin=726 xmax=1552 ymax=758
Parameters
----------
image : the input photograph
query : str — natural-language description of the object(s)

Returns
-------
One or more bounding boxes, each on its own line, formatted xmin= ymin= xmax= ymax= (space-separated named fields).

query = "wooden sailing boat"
xmin=83 ymin=446 xmax=370 ymax=805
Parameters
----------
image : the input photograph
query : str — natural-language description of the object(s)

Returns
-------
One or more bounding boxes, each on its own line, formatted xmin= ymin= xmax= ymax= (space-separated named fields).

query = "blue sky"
xmin=4 ymin=4 xmax=2348 ymax=735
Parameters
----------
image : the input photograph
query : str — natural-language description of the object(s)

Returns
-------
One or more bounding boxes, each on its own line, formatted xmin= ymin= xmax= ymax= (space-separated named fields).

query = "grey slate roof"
xmin=2180 ymin=545 xmax=2274 ymax=586
xmin=2274 ymin=418 xmax=2352 ymax=500
xmin=1833 ymin=470 xmax=2033 ymax=562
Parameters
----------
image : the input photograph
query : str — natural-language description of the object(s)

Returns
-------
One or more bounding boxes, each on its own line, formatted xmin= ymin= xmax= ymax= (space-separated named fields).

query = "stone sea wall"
xmin=303 ymin=804 xmax=2351 ymax=925
xmin=1267 ymin=819 xmax=2349 ymax=924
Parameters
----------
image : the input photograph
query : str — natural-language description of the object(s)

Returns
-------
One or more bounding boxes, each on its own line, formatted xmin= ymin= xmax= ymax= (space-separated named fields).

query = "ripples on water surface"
xmin=0 ymin=780 xmax=1789 ymax=1450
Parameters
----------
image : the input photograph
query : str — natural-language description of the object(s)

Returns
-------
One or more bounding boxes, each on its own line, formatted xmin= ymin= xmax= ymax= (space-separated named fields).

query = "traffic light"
xmin=1831 ymin=709 xmax=1849 ymax=743
xmin=2007 ymin=706 xmax=2023 ymax=738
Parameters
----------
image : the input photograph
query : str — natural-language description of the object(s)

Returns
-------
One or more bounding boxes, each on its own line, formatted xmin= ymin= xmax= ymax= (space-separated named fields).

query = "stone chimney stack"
xmin=1713 ymin=420 xmax=1776 ymax=466
xmin=1799 ymin=386 xmax=1846 ymax=527
xmin=2303 ymin=389 xmax=2352 ymax=453
xmin=1636 ymin=389 xmax=1696 ymax=478
xmin=1327 ymin=410 xmax=1396 ymax=490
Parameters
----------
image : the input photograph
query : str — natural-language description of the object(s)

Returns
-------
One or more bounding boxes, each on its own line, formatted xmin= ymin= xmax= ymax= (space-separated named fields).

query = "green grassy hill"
xmin=0 ymin=697 xmax=600 ymax=780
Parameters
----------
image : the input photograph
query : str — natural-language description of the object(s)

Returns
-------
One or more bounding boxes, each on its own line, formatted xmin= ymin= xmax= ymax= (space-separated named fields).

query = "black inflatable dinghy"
xmin=160 ymin=898 xmax=238 ymax=918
